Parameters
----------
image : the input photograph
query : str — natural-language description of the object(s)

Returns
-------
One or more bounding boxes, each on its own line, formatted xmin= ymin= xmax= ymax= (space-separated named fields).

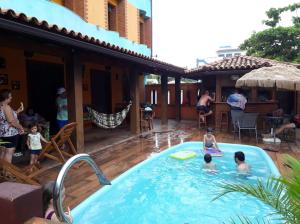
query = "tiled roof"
xmin=0 ymin=8 xmax=184 ymax=73
xmin=186 ymin=56 xmax=300 ymax=74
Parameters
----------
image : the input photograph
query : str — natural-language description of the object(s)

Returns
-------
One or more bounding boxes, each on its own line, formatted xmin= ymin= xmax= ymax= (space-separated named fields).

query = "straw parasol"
xmin=236 ymin=65 xmax=300 ymax=91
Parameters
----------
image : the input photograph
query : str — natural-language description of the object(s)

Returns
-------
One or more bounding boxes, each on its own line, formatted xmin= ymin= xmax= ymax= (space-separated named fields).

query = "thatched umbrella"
xmin=236 ymin=65 xmax=300 ymax=91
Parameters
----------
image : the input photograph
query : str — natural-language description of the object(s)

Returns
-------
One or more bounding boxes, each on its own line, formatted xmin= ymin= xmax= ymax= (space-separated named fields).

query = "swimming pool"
xmin=72 ymin=142 xmax=281 ymax=224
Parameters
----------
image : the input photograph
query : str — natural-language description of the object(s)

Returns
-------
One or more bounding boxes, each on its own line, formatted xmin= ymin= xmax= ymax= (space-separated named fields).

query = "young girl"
xmin=203 ymin=127 xmax=220 ymax=151
xmin=43 ymin=181 xmax=73 ymax=222
xmin=27 ymin=124 xmax=49 ymax=165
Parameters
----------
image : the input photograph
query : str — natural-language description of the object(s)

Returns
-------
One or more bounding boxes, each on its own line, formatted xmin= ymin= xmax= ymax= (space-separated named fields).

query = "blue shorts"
xmin=30 ymin=149 xmax=42 ymax=155
xmin=57 ymin=120 xmax=68 ymax=129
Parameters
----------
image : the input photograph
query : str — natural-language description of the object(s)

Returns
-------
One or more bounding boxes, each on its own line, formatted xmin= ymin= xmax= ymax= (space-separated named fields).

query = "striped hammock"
xmin=87 ymin=102 xmax=131 ymax=129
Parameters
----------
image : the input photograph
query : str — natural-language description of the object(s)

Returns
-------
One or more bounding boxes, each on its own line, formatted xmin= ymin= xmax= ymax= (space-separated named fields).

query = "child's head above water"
xmin=204 ymin=153 xmax=212 ymax=163
xmin=234 ymin=151 xmax=245 ymax=163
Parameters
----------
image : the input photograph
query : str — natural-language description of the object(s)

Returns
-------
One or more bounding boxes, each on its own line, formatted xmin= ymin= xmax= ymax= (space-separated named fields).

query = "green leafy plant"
xmin=240 ymin=3 xmax=300 ymax=63
xmin=214 ymin=155 xmax=300 ymax=224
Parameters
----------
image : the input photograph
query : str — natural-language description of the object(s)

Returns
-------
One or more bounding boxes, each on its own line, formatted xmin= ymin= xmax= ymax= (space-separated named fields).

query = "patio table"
xmin=264 ymin=116 xmax=283 ymax=143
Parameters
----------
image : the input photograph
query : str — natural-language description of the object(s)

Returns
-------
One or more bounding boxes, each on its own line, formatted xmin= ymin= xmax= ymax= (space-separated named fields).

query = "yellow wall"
xmin=127 ymin=3 xmax=139 ymax=43
xmin=86 ymin=0 xmax=107 ymax=28
xmin=0 ymin=47 xmax=27 ymax=109
xmin=52 ymin=0 xmax=63 ymax=5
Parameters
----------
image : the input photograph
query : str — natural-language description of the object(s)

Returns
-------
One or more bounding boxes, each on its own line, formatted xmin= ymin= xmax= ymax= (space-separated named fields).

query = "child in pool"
xmin=203 ymin=127 xmax=220 ymax=152
xmin=234 ymin=151 xmax=250 ymax=173
xmin=203 ymin=153 xmax=216 ymax=171
xmin=43 ymin=181 xmax=73 ymax=222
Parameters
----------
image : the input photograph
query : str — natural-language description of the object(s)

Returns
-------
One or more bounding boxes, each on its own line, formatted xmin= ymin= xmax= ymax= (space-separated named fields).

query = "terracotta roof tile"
xmin=186 ymin=56 xmax=300 ymax=74
xmin=0 ymin=7 xmax=184 ymax=72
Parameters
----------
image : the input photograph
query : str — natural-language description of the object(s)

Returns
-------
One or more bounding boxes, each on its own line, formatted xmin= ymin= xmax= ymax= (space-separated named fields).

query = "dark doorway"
xmin=91 ymin=70 xmax=112 ymax=113
xmin=26 ymin=60 xmax=65 ymax=134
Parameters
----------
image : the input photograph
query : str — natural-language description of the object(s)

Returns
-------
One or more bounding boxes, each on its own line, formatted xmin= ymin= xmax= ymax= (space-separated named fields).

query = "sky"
xmin=152 ymin=0 xmax=298 ymax=68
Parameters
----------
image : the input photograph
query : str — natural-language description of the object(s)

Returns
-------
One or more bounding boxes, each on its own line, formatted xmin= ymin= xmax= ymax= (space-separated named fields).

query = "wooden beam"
xmin=161 ymin=75 xmax=168 ymax=124
xmin=251 ymin=87 xmax=258 ymax=102
xmin=215 ymin=76 xmax=221 ymax=102
xmin=175 ymin=76 xmax=181 ymax=121
xmin=130 ymin=70 xmax=140 ymax=134
xmin=65 ymin=52 xmax=84 ymax=153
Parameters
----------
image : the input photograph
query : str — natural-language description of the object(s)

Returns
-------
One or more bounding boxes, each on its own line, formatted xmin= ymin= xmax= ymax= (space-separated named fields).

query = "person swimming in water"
xmin=234 ymin=151 xmax=250 ymax=174
xmin=202 ymin=153 xmax=216 ymax=171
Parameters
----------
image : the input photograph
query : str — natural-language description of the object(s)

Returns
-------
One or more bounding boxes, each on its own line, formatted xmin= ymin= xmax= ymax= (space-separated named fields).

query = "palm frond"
xmin=215 ymin=154 xmax=300 ymax=224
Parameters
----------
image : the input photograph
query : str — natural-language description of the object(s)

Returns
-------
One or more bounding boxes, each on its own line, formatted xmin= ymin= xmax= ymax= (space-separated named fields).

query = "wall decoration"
xmin=0 ymin=57 xmax=6 ymax=68
xmin=0 ymin=74 xmax=8 ymax=85
xmin=11 ymin=81 xmax=21 ymax=90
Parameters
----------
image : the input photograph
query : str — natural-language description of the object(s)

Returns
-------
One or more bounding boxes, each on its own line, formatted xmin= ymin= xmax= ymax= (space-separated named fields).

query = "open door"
xmin=90 ymin=70 xmax=112 ymax=113
xmin=26 ymin=60 xmax=65 ymax=134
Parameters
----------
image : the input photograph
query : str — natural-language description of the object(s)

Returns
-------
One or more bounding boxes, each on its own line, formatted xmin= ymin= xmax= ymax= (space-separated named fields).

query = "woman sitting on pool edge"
xmin=203 ymin=128 xmax=220 ymax=152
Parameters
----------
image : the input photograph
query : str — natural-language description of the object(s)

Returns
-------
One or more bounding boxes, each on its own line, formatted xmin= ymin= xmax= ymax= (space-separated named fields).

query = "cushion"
xmin=170 ymin=151 xmax=197 ymax=160
xmin=0 ymin=182 xmax=43 ymax=224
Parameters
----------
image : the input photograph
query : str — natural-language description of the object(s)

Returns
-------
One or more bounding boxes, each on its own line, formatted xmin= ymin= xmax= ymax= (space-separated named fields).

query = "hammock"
xmin=86 ymin=102 xmax=131 ymax=129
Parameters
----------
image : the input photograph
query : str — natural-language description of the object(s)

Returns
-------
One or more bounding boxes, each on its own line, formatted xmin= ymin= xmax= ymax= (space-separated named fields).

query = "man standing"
xmin=196 ymin=90 xmax=215 ymax=121
xmin=56 ymin=87 xmax=68 ymax=129
xmin=227 ymin=89 xmax=247 ymax=131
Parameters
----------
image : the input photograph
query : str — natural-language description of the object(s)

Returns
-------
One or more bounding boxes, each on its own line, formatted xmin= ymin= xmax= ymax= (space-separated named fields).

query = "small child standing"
xmin=203 ymin=153 xmax=216 ymax=171
xmin=27 ymin=124 xmax=49 ymax=165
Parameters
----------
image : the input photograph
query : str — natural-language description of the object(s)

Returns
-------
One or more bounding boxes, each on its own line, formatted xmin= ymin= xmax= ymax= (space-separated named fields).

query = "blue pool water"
xmin=72 ymin=142 xmax=281 ymax=224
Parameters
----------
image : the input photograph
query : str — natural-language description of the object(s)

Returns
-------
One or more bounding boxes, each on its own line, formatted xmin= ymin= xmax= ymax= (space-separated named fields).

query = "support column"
xmin=251 ymin=87 xmax=258 ymax=102
xmin=66 ymin=51 xmax=84 ymax=152
xmin=215 ymin=76 xmax=221 ymax=102
xmin=130 ymin=71 xmax=140 ymax=134
xmin=175 ymin=76 xmax=181 ymax=121
xmin=161 ymin=75 xmax=168 ymax=125
xmin=139 ymin=74 xmax=145 ymax=103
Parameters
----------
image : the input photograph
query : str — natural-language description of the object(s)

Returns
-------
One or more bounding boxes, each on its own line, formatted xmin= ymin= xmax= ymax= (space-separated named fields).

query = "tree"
xmin=240 ymin=3 xmax=300 ymax=63
xmin=214 ymin=155 xmax=300 ymax=224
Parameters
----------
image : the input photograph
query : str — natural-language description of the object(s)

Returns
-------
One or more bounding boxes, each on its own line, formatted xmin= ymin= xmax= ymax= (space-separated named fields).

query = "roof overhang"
xmin=0 ymin=13 xmax=184 ymax=75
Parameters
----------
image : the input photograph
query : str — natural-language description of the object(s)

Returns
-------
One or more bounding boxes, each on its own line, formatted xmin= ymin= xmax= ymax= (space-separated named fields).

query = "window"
xmin=180 ymin=90 xmax=183 ymax=105
xmin=225 ymin=53 xmax=232 ymax=57
xmin=218 ymin=54 xmax=225 ymax=58
xmin=139 ymin=21 xmax=145 ymax=44
xmin=167 ymin=90 xmax=170 ymax=105
xmin=234 ymin=53 xmax=241 ymax=56
xmin=258 ymin=89 xmax=272 ymax=102
xmin=108 ymin=3 xmax=117 ymax=31
xmin=151 ymin=90 xmax=157 ymax=105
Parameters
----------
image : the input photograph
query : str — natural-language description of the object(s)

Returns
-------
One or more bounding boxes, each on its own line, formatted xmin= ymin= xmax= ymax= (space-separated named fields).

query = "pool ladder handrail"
xmin=53 ymin=153 xmax=111 ymax=224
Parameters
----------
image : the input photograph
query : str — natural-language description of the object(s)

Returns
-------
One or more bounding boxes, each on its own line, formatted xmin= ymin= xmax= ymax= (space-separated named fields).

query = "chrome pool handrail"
xmin=53 ymin=153 xmax=111 ymax=224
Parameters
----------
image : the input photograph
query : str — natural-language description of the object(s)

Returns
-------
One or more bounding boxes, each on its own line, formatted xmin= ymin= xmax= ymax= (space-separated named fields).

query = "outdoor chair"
xmin=38 ymin=122 xmax=79 ymax=164
xmin=140 ymin=108 xmax=154 ymax=132
xmin=0 ymin=159 xmax=43 ymax=185
xmin=0 ymin=123 xmax=81 ymax=186
xmin=236 ymin=113 xmax=259 ymax=143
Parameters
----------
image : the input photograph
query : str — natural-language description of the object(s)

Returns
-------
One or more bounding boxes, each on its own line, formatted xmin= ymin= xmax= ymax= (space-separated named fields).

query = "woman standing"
xmin=0 ymin=89 xmax=24 ymax=163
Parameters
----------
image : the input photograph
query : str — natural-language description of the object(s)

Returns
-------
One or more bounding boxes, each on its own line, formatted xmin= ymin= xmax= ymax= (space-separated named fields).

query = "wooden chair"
xmin=198 ymin=111 xmax=207 ymax=129
xmin=140 ymin=108 xmax=154 ymax=132
xmin=0 ymin=123 xmax=80 ymax=186
xmin=0 ymin=159 xmax=43 ymax=185
xmin=38 ymin=122 xmax=78 ymax=164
